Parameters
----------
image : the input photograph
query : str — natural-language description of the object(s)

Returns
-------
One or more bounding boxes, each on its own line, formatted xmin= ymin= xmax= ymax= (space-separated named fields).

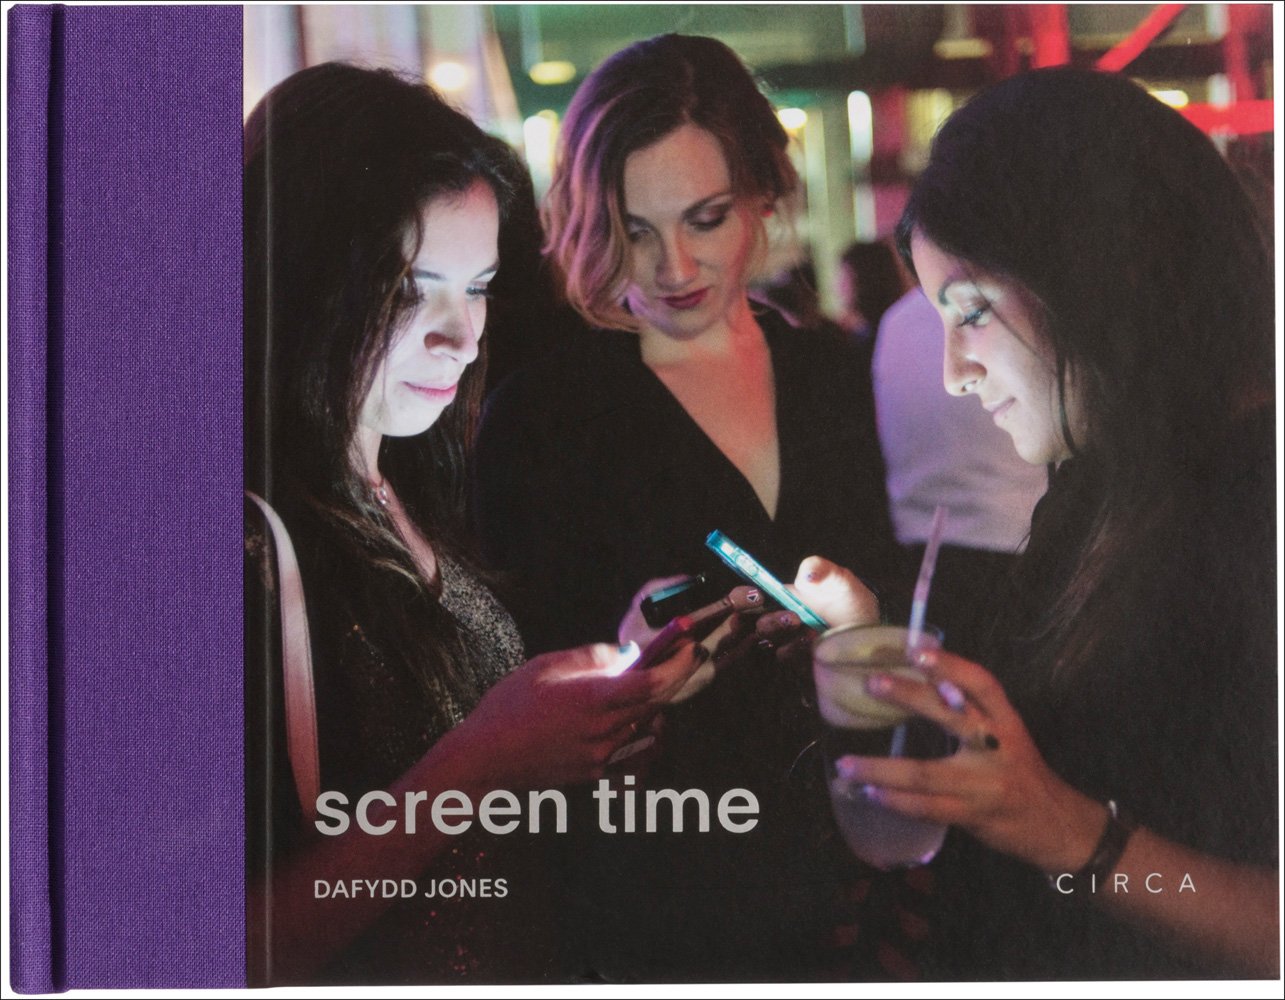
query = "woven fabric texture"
xmin=8 ymin=6 xmax=243 ymax=990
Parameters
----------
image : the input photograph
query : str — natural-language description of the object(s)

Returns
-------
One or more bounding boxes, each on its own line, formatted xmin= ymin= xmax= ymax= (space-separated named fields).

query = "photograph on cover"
xmin=241 ymin=4 xmax=1279 ymax=986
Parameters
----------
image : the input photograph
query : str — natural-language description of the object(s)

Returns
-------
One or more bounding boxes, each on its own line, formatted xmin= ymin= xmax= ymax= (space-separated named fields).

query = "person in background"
xmin=835 ymin=238 xmax=910 ymax=372
xmin=755 ymin=258 xmax=835 ymax=332
xmin=872 ymin=288 xmax=1045 ymax=661
xmin=474 ymin=33 xmax=901 ymax=981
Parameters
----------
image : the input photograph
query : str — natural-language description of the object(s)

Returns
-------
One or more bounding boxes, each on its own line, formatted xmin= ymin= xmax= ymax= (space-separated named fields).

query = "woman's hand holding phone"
xmin=618 ymin=576 xmax=763 ymax=700
xmin=451 ymin=639 xmax=705 ymax=788
xmin=755 ymin=556 xmax=882 ymax=665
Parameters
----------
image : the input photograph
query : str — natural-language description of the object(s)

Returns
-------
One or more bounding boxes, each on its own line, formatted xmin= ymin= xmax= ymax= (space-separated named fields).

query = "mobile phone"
xmin=630 ymin=585 xmax=766 ymax=670
xmin=704 ymin=530 xmax=829 ymax=631
xmin=631 ymin=616 xmax=701 ymax=671
xmin=640 ymin=574 xmax=719 ymax=629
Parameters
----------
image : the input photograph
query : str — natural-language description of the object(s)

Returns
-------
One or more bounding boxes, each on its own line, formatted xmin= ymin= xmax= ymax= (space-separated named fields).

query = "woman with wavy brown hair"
xmin=475 ymin=34 xmax=900 ymax=980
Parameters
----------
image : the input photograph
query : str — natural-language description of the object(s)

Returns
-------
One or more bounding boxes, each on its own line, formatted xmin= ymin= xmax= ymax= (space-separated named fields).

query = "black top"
xmin=473 ymin=307 xmax=900 ymax=653
xmin=244 ymin=503 xmax=561 ymax=985
xmin=928 ymin=408 xmax=1278 ymax=980
xmin=472 ymin=310 xmax=903 ymax=981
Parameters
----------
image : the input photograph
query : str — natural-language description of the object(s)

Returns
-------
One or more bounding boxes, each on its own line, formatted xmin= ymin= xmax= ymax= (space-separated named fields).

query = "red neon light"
xmin=1029 ymin=4 xmax=1071 ymax=68
xmin=1096 ymin=3 xmax=1188 ymax=73
xmin=1178 ymin=101 xmax=1274 ymax=136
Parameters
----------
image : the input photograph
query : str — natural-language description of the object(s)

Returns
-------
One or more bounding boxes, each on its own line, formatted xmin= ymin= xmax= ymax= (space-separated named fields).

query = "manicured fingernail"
xmin=606 ymin=735 xmax=655 ymax=765
xmin=777 ymin=612 xmax=798 ymax=628
xmin=745 ymin=588 xmax=763 ymax=605
xmin=937 ymin=680 xmax=966 ymax=712
xmin=914 ymin=648 xmax=937 ymax=669
xmin=865 ymin=674 xmax=892 ymax=696
xmin=806 ymin=566 xmax=826 ymax=582
xmin=861 ymin=784 xmax=879 ymax=801
xmin=608 ymin=642 xmax=640 ymax=675
xmin=834 ymin=756 xmax=860 ymax=780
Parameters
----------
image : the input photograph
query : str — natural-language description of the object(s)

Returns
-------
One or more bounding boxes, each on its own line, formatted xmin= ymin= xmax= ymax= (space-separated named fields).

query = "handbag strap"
xmin=247 ymin=492 xmax=321 ymax=821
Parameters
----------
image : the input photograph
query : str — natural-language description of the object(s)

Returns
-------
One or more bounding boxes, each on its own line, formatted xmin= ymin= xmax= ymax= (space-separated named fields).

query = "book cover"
xmin=238 ymin=2 xmax=1281 ymax=990
xmin=7 ymin=3 xmax=1281 ymax=993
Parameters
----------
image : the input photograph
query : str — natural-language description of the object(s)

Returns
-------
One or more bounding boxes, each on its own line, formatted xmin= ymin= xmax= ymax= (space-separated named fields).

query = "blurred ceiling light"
xmin=522 ymin=112 xmax=559 ymax=198
xmin=523 ymin=112 xmax=557 ymax=159
xmin=429 ymin=60 xmax=469 ymax=92
xmin=902 ymin=90 xmax=956 ymax=173
xmin=847 ymin=91 xmax=873 ymax=165
xmin=529 ymin=60 xmax=576 ymax=85
xmin=777 ymin=107 xmax=808 ymax=131
xmin=934 ymin=4 xmax=992 ymax=61
xmin=933 ymin=37 xmax=993 ymax=59
xmin=1207 ymin=74 xmax=1232 ymax=108
xmin=1150 ymin=89 xmax=1190 ymax=108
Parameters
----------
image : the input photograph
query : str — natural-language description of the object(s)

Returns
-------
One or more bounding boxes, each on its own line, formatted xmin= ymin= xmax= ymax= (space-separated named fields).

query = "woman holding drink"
xmin=242 ymin=64 xmax=701 ymax=984
xmin=774 ymin=68 xmax=1276 ymax=978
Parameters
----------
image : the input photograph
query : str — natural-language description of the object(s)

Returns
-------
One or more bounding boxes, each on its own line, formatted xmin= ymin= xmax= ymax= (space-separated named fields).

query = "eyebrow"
xmin=936 ymin=273 xmax=976 ymax=306
xmin=411 ymin=261 xmax=500 ymax=281
xmin=625 ymin=190 xmax=735 ymax=227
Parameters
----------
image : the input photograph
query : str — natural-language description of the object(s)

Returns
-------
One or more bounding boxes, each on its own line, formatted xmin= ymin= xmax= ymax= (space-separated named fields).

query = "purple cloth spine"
xmin=8 ymin=4 xmax=55 ymax=994
xmin=7 ymin=6 xmax=244 ymax=990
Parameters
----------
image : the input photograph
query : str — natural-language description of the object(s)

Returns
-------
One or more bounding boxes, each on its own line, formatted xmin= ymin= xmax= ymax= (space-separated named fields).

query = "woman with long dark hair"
xmin=243 ymin=63 xmax=700 ymax=985
xmin=474 ymin=34 xmax=900 ymax=980
xmin=782 ymin=67 xmax=1276 ymax=978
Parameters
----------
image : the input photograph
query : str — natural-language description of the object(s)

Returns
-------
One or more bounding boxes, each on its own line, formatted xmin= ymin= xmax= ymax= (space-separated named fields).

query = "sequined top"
xmin=311 ymin=552 xmax=525 ymax=803
xmin=244 ymin=504 xmax=559 ymax=985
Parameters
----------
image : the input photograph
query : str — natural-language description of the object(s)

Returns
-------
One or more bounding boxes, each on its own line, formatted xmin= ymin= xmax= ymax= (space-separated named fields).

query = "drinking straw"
xmin=907 ymin=505 xmax=948 ymax=651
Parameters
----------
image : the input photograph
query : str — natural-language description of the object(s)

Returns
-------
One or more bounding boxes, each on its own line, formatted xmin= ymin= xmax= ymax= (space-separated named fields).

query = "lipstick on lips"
xmin=405 ymin=381 xmax=458 ymax=403
xmin=987 ymin=398 xmax=1015 ymax=424
xmin=661 ymin=287 xmax=709 ymax=310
